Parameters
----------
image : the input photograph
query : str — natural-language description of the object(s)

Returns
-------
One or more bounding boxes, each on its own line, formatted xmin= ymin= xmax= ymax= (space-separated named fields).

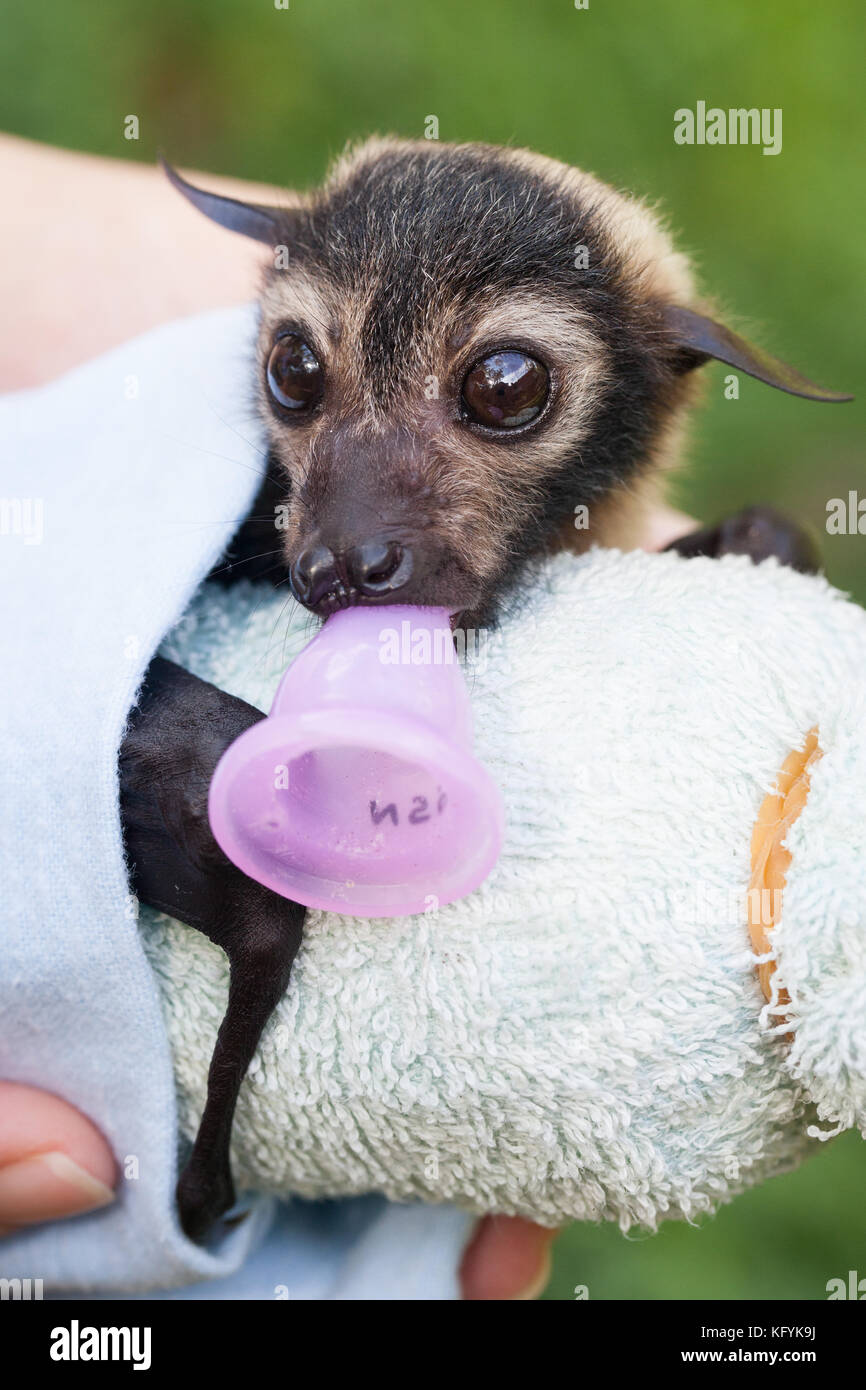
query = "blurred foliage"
xmin=547 ymin=1130 xmax=865 ymax=1301
xmin=2 ymin=0 xmax=863 ymax=1298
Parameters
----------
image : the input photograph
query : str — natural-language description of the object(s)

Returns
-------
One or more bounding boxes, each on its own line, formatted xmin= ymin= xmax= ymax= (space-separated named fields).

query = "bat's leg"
xmin=664 ymin=504 xmax=820 ymax=573
xmin=176 ymin=890 xmax=306 ymax=1243
xmin=119 ymin=655 xmax=306 ymax=1240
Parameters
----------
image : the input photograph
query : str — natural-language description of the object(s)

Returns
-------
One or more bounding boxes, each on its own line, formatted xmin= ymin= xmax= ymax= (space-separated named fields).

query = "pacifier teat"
xmin=208 ymin=605 xmax=503 ymax=917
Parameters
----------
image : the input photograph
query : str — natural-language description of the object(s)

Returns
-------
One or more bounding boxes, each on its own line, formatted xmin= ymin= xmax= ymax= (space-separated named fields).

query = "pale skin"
xmin=0 ymin=134 xmax=693 ymax=1299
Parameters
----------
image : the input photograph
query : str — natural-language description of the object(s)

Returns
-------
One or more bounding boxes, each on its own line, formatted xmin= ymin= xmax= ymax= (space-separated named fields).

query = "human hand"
xmin=0 ymin=1082 xmax=116 ymax=1237
xmin=459 ymin=1216 xmax=559 ymax=1300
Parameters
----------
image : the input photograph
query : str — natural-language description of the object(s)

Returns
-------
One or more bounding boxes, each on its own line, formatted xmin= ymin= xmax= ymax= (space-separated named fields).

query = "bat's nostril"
xmin=289 ymin=543 xmax=339 ymax=608
xmin=347 ymin=540 xmax=413 ymax=596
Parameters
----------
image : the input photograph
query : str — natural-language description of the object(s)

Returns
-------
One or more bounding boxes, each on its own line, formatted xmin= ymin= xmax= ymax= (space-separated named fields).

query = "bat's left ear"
xmin=159 ymin=155 xmax=284 ymax=245
xmin=663 ymin=305 xmax=853 ymax=402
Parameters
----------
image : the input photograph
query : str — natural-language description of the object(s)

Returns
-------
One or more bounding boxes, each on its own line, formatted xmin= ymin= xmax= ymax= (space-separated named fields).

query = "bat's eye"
xmin=266 ymin=334 xmax=323 ymax=411
xmin=461 ymin=350 xmax=549 ymax=429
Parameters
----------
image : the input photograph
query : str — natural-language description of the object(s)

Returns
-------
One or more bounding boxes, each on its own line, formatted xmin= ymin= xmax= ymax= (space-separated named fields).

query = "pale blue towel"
xmin=0 ymin=306 xmax=472 ymax=1297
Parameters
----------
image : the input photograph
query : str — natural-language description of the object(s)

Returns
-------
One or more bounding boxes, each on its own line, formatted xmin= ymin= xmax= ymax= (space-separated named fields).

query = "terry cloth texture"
xmin=0 ymin=305 xmax=470 ymax=1297
xmin=142 ymin=548 xmax=866 ymax=1230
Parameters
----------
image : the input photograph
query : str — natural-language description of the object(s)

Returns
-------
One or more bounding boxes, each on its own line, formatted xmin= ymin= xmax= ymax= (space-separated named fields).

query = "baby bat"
xmin=120 ymin=138 xmax=851 ymax=1242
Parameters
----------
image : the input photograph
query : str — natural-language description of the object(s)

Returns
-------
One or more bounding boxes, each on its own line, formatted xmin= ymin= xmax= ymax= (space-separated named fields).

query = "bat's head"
xmin=164 ymin=139 xmax=849 ymax=623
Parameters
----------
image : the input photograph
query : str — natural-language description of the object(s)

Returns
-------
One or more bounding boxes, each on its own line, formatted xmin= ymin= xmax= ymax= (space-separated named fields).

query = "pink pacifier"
xmin=207 ymin=606 xmax=504 ymax=917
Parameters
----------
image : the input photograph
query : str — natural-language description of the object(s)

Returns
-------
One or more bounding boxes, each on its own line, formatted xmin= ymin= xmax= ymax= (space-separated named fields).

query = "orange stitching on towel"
xmin=749 ymin=727 xmax=822 ymax=1008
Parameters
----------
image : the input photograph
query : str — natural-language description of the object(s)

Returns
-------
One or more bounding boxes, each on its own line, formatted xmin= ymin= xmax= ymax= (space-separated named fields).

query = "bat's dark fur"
xmin=121 ymin=140 xmax=850 ymax=1240
xmin=120 ymin=658 xmax=305 ymax=1240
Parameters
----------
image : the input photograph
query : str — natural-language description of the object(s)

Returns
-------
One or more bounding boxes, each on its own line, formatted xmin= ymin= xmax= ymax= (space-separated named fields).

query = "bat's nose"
xmin=290 ymin=539 xmax=413 ymax=609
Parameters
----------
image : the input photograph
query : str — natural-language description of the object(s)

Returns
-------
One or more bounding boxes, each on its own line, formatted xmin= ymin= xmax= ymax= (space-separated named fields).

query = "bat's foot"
xmin=176 ymin=1155 xmax=236 ymax=1243
xmin=665 ymin=505 xmax=821 ymax=574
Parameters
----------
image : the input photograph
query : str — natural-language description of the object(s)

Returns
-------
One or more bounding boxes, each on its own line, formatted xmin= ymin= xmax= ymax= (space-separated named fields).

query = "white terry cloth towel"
xmin=0 ymin=305 xmax=471 ymax=1297
xmin=142 ymin=549 xmax=866 ymax=1230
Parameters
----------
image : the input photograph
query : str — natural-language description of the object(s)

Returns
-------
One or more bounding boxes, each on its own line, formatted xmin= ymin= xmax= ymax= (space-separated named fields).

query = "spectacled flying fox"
xmin=120 ymin=138 xmax=851 ymax=1242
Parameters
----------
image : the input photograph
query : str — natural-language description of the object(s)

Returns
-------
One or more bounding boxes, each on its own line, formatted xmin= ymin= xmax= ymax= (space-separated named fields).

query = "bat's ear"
xmin=663 ymin=305 xmax=853 ymax=403
xmin=159 ymin=155 xmax=284 ymax=245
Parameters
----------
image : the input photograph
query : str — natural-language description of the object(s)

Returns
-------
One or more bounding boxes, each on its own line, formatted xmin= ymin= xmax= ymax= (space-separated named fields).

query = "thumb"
xmin=0 ymin=1082 xmax=117 ymax=1235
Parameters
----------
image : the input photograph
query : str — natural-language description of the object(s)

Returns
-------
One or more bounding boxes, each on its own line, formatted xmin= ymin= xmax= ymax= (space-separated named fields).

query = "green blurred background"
xmin=3 ymin=0 xmax=862 ymax=1299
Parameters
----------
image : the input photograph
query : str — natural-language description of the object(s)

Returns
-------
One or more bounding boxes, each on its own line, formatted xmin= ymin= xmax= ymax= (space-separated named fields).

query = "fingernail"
xmin=460 ymin=1215 xmax=558 ymax=1300
xmin=0 ymin=1151 xmax=115 ymax=1226
xmin=511 ymin=1247 xmax=553 ymax=1300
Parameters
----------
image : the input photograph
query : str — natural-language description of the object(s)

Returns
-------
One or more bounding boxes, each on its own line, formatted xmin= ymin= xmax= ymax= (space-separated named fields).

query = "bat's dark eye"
xmin=461 ymin=350 xmax=549 ymax=429
xmin=266 ymin=334 xmax=323 ymax=412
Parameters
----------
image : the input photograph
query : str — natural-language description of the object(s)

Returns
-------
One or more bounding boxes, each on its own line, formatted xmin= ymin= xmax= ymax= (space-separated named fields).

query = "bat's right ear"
xmin=663 ymin=305 xmax=853 ymax=403
xmin=159 ymin=155 xmax=283 ymax=245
